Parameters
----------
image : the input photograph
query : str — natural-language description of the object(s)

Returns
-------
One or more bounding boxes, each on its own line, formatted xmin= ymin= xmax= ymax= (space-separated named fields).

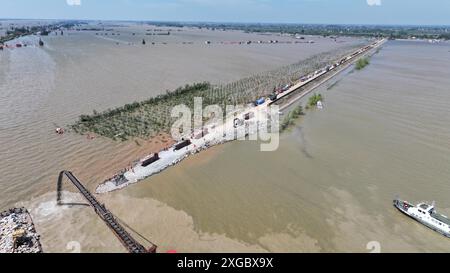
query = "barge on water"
xmin=394 ymin=197 xmax=450 ymax=238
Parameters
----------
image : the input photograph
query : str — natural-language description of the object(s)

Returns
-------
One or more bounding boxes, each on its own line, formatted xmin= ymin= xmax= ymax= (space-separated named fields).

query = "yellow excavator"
xmin=12 ymin=228 xmax=26 ymax=252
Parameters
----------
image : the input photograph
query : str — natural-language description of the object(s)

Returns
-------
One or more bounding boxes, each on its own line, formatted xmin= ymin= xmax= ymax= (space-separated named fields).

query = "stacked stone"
xmin=0 ymin=208 xmax=43 ymax=253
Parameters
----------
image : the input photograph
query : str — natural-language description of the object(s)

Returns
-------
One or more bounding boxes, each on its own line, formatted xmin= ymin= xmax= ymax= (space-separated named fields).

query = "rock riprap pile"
xmin=0 ymin=208 xmax=43 ymax=253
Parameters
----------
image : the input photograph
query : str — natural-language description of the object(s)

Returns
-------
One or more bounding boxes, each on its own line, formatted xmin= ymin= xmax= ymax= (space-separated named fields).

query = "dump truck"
xmin=174 ymin=140 xmax=192 ymax=151
xmin=141 ymin=153 xmax=160 ymax=167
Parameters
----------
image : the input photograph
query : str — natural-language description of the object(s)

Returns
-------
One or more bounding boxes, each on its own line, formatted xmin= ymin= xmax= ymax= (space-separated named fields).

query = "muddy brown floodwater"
xmin=3 ymin=24 xmax=448 ymax=252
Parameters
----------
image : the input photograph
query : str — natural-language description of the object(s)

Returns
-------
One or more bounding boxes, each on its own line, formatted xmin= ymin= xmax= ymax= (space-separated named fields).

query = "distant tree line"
xmin=145 ymin=21 xmax=450 ymax=40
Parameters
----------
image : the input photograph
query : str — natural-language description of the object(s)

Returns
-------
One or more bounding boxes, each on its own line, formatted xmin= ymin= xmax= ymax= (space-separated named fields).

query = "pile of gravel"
xmin=0 ymin=207 xmax=43 ymax=253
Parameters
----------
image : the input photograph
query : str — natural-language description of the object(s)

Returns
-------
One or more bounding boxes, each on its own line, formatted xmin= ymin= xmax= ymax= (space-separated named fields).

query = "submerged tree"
xmin=355 ymin=57 xmax=370 ymax=70
xmin=308 ymin=94 xmax=323 ymax=107
xmin=280 ymin=105 xmax=304 ymax=132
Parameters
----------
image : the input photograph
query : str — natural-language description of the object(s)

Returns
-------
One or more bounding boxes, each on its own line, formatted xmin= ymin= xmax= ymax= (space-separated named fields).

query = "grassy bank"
xmin=70 ymin=45 xmax=364 ymax=141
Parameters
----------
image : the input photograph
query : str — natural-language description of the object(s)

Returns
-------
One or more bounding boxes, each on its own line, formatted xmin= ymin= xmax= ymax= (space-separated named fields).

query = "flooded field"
xmin=0 ymin=24 xmax=361 ymax=208
xmin=2 ymin=21 xmax=450 ymax=252
xmin=111 ymin=40 xmax=450 ymax=253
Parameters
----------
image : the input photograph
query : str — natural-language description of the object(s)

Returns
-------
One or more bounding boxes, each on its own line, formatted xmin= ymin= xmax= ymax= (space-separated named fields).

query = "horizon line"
xmin=1 ymin=17 xmax=450 ymax=28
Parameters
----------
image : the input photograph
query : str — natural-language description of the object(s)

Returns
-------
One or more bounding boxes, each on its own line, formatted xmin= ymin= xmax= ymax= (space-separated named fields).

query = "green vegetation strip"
xmin=355 ymin=57 xmax=370 ymax=70
xmin=308 ymin=93 xmax=324 ymax=107
xmin=70 ymin=45 xmax=363 ymax=141
xmin=280 ymin=105 xmax=304 ymax=132
xmin=152 ymin=22 xmax=450 ymax=40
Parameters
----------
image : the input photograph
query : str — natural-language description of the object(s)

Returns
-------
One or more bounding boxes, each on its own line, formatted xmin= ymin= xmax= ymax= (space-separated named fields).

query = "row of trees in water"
xmin=71 ymin=45 xmax=362 ymax=141
xmin=355 ymin=57 xmax=370 ymax=70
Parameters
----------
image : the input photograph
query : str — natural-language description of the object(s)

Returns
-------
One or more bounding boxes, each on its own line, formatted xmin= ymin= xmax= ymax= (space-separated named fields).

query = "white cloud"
xmin=367 ymin=0 xmax=382 ymax=6
xmin=67 ymin=0 xmax=81 ymax=6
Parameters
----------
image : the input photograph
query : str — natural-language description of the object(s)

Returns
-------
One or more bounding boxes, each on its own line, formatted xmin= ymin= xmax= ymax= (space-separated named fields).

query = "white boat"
xmin=394 ymin=197 xmax=450 ymax=238
xmin=317 ymin=100 xmax=324 ymax=109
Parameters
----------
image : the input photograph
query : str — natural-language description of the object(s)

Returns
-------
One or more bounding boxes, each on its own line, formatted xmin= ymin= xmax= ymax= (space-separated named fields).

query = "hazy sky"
xmin=1 ymin=0 xmax=449 ymax=25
